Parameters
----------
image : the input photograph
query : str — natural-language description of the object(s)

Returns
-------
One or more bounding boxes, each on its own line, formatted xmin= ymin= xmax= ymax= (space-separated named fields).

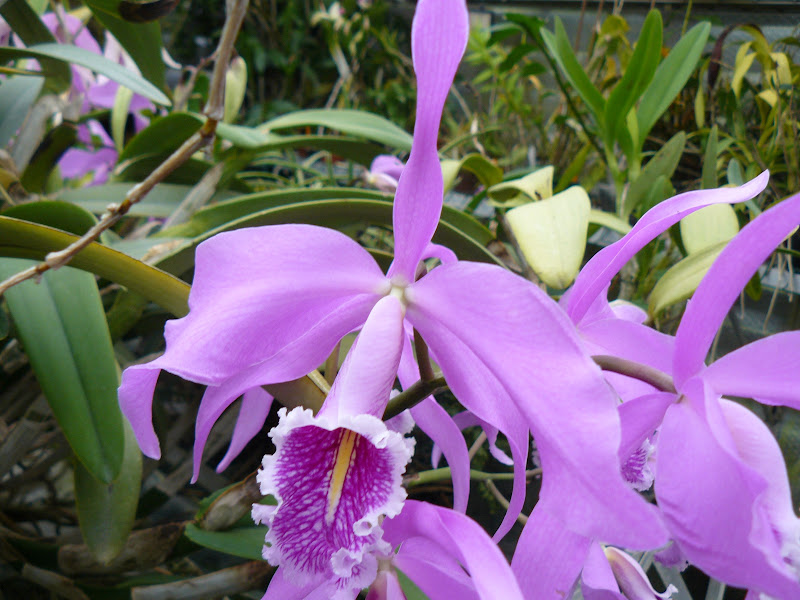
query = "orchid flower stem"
xmin=324 ymin=341 xmax=341 ymax=385
xmin=468 ymin=432 xmax=487 ymax=461
xmin=484 ymin=479 xmax=529 ymax=525
xmin=413 ymin=328 xmax=436 ymax=383
xmin=383 ymin=375 xmax=448 ymax=420
xmin=0 ymin=0 xmax=251 ymax=298
xmin=591 ymin=354 xmax=677 ymax=393
xmin=407 ymin=467 xmax=542 ymax=488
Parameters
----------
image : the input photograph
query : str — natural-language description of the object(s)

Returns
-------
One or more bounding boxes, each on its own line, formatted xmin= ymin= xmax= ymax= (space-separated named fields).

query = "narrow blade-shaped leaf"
xmin=623 ymin=131 xmax=686 ymax=218
xmin=74 ymin=420 xmax=142 ymax=563
xmin=0 ymin=258 xmax=124 ymax=482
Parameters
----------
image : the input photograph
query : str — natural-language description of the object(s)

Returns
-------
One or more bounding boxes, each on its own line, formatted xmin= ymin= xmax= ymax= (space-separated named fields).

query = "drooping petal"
xmin=654 ymin=392 xmax=800 ymax=599
xmin=431 ymin=411 xmax=513 ymax=468
xmin=122 ymin=292 xmax=377 ymax=459
xmin=216 ymin=386 xmax=273 ymax=473
xmin=164 ymin=224 xmax=388 ymax=383
xmin=674 ymin=191 xmax=800 ymax=386
xmin=320 ymin=295 xmax=405 ymax=421
xmin=511 ymin=506 xmax=592 ymax=600
xmin=600 ymin=546 xmax=677 ymax=600
xmin=581 ymin=542 xmax=626 ymax=600
xmin=704 ymin=332 xmax=800 ymax=409
xmin=389 ymin=0 xmax=469 ymax=281
xmin=398 ymin=333 xmax=471 ymax=513
xmin=566 ymin=172 xmax=769 ymax=324
xmin=383 ymin=500 xmax=525 ymax=600
xmin=407 ymin=262 xmax=668 ymax=548
xmin=617 ymin=392 xmax=675 ymax=462
xmin=255 ymin=408 xmax=413 ymax=594
xmin=261 ymin=567 xmax=332 ymax=600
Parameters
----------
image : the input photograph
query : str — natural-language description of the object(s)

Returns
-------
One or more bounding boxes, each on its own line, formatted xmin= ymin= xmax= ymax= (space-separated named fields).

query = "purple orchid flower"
xmin=120 ymin=0 xmax=665 ymax=557
xmin=364 ymin=155 xmax=405 ymax=193
xmin=59 ymin=119 xmax=118 ymax=185
xmin=582 ymin=544 xmax=676 ymax=600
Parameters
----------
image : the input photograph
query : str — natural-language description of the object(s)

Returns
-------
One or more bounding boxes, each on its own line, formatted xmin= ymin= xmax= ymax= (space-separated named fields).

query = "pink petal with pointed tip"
xmin=216 ymin=386 xmax=273 ymax=472
xmin=511 ymin=507 xmax=592 ymax=600
xmin=567 ymin=172 xmax=769 ymax=324
xmin=118 ymin=364 xmax=162 ymax=458
xmin=384 ymin=500 xmax=525 ymax=600
xmin=704 ymin=332 xmax=800 ymax=409
xmin=407 ymin=263 xmax=668 ymax=548
xmin=389 ymin=0 xmax=468 ymax=281
xmin=581 ymin=542 xmax=625 ymax=600
xmin=674 ymin=191 xmax=800 ymax=386
xmin=164 ymin=225 xmax=387 ymax=383
xmin=320 ymin=295 xmax=404 ymax=421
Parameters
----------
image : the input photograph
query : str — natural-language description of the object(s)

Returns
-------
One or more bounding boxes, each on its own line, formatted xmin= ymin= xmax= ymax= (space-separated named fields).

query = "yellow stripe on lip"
xmin=326 ymin=429 xmax=360 ymax=525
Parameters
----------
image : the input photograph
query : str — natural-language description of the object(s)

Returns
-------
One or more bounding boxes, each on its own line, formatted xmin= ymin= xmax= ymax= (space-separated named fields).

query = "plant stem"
xmin=383 ymin=376 xmax=447 ymax=420
xmin=592 ymin=354 xmax=676 ymax=393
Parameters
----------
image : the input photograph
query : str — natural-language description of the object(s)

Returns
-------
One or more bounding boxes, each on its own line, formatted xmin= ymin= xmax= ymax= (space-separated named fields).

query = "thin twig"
xmin=484 ymin=480 xmax=529 ymax=525
xmin=413 ymin=328 xmax=435 ymax=383
xmin=0 ymin=0 xmax=251 ymax=298
xmin=592 ymin=355 xmax=676 ymax=393
xmin=383 ymin=376 xmax=447 ymax=420
xmin=468 ymin=432 xmax=487 ymax=461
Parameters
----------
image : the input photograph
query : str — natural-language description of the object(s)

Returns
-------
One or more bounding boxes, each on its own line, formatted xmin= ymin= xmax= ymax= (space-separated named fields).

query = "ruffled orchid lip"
xmin=254 ymin=407 xmax=414 ymax=592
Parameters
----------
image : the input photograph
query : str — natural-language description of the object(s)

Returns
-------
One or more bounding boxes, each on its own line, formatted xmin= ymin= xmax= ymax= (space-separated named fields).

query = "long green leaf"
xmin=0 ymin=217 xmax=189 ymax=317
xmin=0 ymin=258 xmax=124 ymax=482
xmin=604 ymin=10 xmax=662 ymax=151
xmin=622 ymin=131 xmax=686 ymax=218
xmin=702 ymin=125 xmax=719 ymax=189
xmin=183 ymin=523 xmax=267 ymax=561
xmin=540 ymin=19 xmax=605 ymax=121
xmin=263 ymin=108 xmax=414 ymax=151
xmin=74 ymin=420 xmax=142 ymax=563
xmin=155 ymin=199 xmax=501 ymax=277
xmin=637 ymin=21 xmax=710 ymax=148
xmin=0 ymin=44 xmax=169 ymax=105
xmin=119 ymin=113 xmax=201 ymax=162
xmin=0 ymin=76 xmax=44 ymax=148
xmin=84 ymin=0 xmax=166 ymax=89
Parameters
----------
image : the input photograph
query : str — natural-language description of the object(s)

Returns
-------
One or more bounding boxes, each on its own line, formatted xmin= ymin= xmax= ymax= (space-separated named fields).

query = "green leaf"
xmin=505 ymin=186 xmax=591 ymax=289
xmin=57 ymin=182 xmax=236 ymax=218
xmin=397 ymin=569 xmax=431 ymax=600
xmin=623 ymin=131 xmax=686 ymax=218
xmin=589 ymin=209 xmax=632 ymax=235
xmin=441 ymin=153 xmax=503 ymax=194
xmin=0 ymin=257 xmax=124 ymax=482
xmin=540 ymin=18 xmax=605 ymax=121
xmin=702 ymin=125 xmax=719 ymax=189
xmin=604 ymin=10 xmax=662 ymax=151
xmin=0 ymin=0 xmax=58 ymax=46
xmin=74 ymin=420 xmax=142 ymax=563
xmin=727 ymin=157 xmax=745 ymax=186
xmin=0 ymin=76 xmax=44 ymax=148
xmin=20 ymin=122 xmax=77 ymax=193
xmin=112 ymin=85 xmax=134 ymax=153
xmin=648 ymin=241 xmax=727 ymax=317
xmin=263 ymin=108 xmax=414 ymax=151
xmin=488 ymin=166 xmax=554 ymax=205
xmin=119 ymin=112 xmax=201 ymax=162
xmin=183 ymin=523 xmax=267 ymax=561
xmin=0 ymin=44 xmax=169 ymax=105
xmin=637 ymin=21 xmax=710 ymax=147
xmin=83 ymin=0 xmax=166 ymax=89
xmin=0 ymin=216 xmax=190 ymax=317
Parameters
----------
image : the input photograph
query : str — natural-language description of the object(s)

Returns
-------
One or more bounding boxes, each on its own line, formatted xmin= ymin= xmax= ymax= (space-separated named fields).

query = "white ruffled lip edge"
xmin=252 ymin=407 xmax=415 ymax=585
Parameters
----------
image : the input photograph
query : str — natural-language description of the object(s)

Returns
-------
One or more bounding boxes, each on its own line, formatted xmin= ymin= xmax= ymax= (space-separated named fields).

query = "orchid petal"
xmin=654 ymin=395 xmax=800 ymax=599
xmin=582 ymin=542 xmax=626 ymax=600
xmin=431 ymin=411 xmax=513 ymax=468
xmin=407 ymin=314 xmax=528 ymax=540
xmin=163 ymin=225 xmax=387 ymax=383
xmin=383 ymin=500 xmax=524 ymax=600
xmin=511 ymin=507 xmax=592 ymax=600
xmin=389 ymin=0 xmax=468 ymax=281
xmin=395 ymin=552 xmax=479 ymax=600
xmin=216 ymin=386 xmax=273 ymax=473
xmin=617 ymin=392 xmax=675 ymax=462
xmin=261 ymin=567 xmax=331 ymax=600
xmin=422 ymin=242 xmax=458 ymax=265
xmin=567 ymin=172 xmax=769 ymax=324
xmin=407 ymin=263 xmax=668 ymax=547
xmin=320 ymin=295 xmax=405 ymax=420
xmin=121 ymin=293 xmax=376 ymax=460
xmin=581 ymin=318 xmax=675 ymax=374
xmin=398 ymin=334 xmax=471 ymax=513
xmin=704 ymin=332 xmax=800 ymax=409
xmin=366 ymin=569 xmax=406 ymax=600
xmin=604 ymin=546 xmax=677 ymax=600
xmin=675 ymin=191 xmax=800 ymax=386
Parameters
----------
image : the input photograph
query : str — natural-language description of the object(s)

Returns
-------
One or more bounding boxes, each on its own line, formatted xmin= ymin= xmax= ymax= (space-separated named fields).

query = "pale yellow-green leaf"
xmin=770 ymin=52 xmax=792 ymax=87
xmin=732 ymin=44 xmax=755 ymax=99
xmin=441 ymin=154 xmax=503 ymax=194
xmin=648 ymin=241 xmax=727 ymax=317
xmin=111 ymin=85 xmax=133 ymax=154
xmin=757 ymin=89 xmax=779 ymax=108
xmin=589 ymin=209 xmax=632 ymax=235
xmin=680 ymin=203 xmax=739 ymax=255
xmin=488 ymin=166 xmax=554 ymax=206
xmin=506 ymin=185 xmax=590 ymax=289
xmin=695 ymin=85 xmax=706 ymax=129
